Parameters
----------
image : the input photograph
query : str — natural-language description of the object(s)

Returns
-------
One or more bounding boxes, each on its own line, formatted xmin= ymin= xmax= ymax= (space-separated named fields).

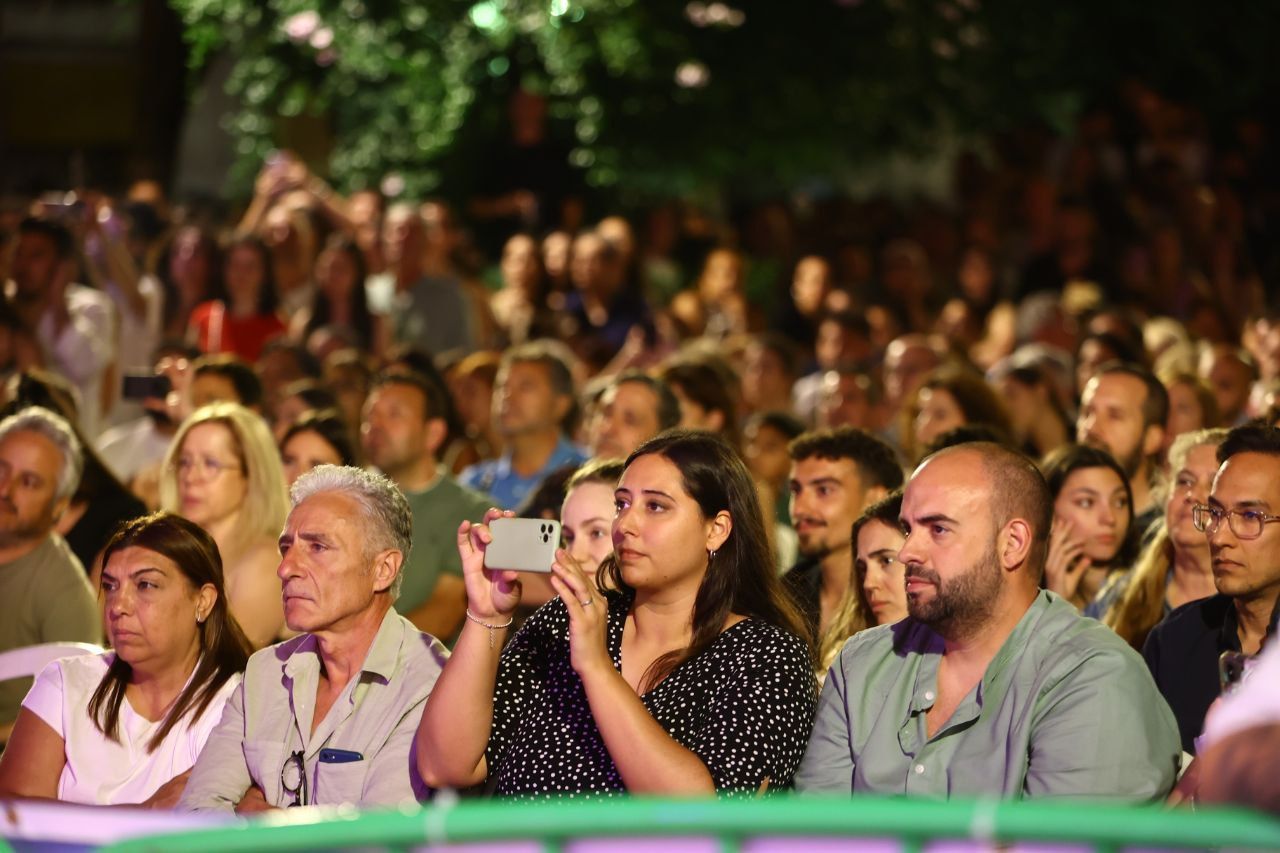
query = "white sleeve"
xmin=21 ymin=660 xmax=68 ymax=738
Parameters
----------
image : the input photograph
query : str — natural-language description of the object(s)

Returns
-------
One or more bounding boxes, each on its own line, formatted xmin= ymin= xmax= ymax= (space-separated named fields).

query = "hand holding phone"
xmin=483 ymin=518 xmax=562 ymax=573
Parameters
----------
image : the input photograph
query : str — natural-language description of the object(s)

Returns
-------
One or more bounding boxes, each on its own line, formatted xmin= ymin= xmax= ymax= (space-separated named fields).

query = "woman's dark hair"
xmin=280 ymin=408 xmax=359 ymax=467
xmin=280 ymin=379 xmax=339 ymax=415
xmin=88 ymin=512 xmax=252 ymax=752
xmin=1039 ymin=443 xmax=1140 ymax=568
xmin=224 ymin=234 xmax=280 ymax=315
xmin=304 ymin=234 xmax=374 ymax=348
xmin=597 ymin=429 xmax=812 ymax=688
xmin=156 ymin=226 xmax=226 ymax=330
xmin=657 ymin=358 xmax=742 ymax=449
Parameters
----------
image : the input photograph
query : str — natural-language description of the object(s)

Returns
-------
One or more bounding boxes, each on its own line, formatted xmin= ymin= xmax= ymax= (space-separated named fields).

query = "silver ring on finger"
xmin=579 ymin=596 xmax=593 ymax=607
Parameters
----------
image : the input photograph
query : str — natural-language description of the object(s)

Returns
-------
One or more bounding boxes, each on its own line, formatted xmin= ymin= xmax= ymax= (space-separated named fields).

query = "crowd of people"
xmin=0 ymin=82 xmax=1278 ymax=817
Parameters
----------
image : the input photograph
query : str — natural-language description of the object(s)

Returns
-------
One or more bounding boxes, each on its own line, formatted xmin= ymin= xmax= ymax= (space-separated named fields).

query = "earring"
xmin=708 ymin=549 xmax=717 ymax=562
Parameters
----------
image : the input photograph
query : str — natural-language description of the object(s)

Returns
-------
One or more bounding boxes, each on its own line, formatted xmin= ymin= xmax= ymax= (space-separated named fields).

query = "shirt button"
xmin=914 ymin=764 xmax=925 ymax=775
xmin=924 ymin=691 xmax=935 ymax=702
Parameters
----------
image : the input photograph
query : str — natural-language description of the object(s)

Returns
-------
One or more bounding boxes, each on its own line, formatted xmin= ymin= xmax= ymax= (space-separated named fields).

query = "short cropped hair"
xmin=610 ymin=370 xmax=681 ymax=432
xmin=290 ymin=464 xmax=413 ymax=601
xmin=0 ymin=406 xmax=83 ymax=501
xmin=501 ymin=339 xmax=576 ymax=400
xmin=18 ymin=217 xmax=74 ymax=259
xmin=1217 ymin=423 xmax=1280 ymax=464
xmin=789 ymin=426 xmax=904 ymax=493
xmin=952 ymin=442 xmax=1053 ymax=576
xmin=193 ymin=354 xmax=264 ymax=408
xmin=1095 ymin=361 xmax=1170 ymax=431
xmin=371 ymin=369 xmax=449 ymax=422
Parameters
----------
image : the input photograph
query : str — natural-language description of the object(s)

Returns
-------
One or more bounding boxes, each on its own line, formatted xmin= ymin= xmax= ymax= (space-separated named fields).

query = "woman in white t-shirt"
xmin=0 ymin=512 xmax=251 ymax=806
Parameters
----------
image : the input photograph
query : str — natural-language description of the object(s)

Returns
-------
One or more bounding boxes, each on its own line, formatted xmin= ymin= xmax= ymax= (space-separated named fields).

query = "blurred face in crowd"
xmin=278 ymin=491 xmax=396 ymax=633
xmin=1074 ymin=338 xmax=1119 ymax=399
xmin=1167 ymin=442 xmax=1219 ymax=551
xmin=698 ymin=250 xmax=743 ymax=303
xmin=791 ymin=256 xmax=832 ymax=318
xmin=315 ymin=244 xmax=359 ymax=301
xmin=898 ymin=450 xmax=1003 ymax=635
xmin=494 ymin=361 xmax=565 ymax=439
xmin=789 ymin=456 xmax=868 ymax=561
xmin=501 ymin=234 xmax=541 ymax=297
xmin=361 ymin=382 xmax=435 ymax=478
xmin=272 ymin=393 xmax=315 ymax=443
xmin=857 ymin=519 xmax=907 ymax=625
xmin=742 ymin=421 xmax=792 ymax=486
xmin=542 ymin=231 xmax=571 ymax=281
xmin=590 ymin=381 xmax=660 ymax=461
xmin=1077 ymin=373 xmax=1152 ymax=478
xmin=742 ymin=343 xmax=791 ymax=412
xmin=882 ymin=338 xmax=938 ymax=411
xmin=224 ymin=244 xmax=265 ymax=309
xmin=1200 ymin=348 xmax=1253 ymax=424
xmin=668 ymin=384 xmax=721 ymax=432
xmin=1164 ymin=379 xmax=1207 ymax=444
xmin=281 ymin=429 xmax=344 ymax=487
xmin=570 ymin=233 xmax=607 ymax=293
xmin=1053 ymin=466 xmax=1131 ymax=565
xmin=1206 ymin=452 xmax=1280 ymax=603
xmin=175 ymin=422 xmax=247 ymax=530
xmin=913 ymin=387 xmax=965 ymax=451
xmin=561 ymin=481 xmax=616 ymax=575
xmin=815 ymin=319 xmax=868 ymax=372
xmin=168 ymin=227 xmax=211 ymax=293
xmin=101 ymin=546 xmax=213 ymax=673
xmin=10 ymin=232 xmax=61 ymax=298
xmin=817 ymin=372 xmax=872 ymax=430
xmin=997 ymin=375 xmax=1039 ymax=442
xmin=0 ymin=428 xmax=67 ymax=547
xmin=383 ymin=207 xmax=425 ymax=268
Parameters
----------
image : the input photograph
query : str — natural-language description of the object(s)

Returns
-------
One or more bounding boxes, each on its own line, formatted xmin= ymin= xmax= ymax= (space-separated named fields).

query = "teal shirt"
xmin=395 ymin=475 xmax=492 ymax=615
xmin=797 ymin=590 xmax=1181 ymax=799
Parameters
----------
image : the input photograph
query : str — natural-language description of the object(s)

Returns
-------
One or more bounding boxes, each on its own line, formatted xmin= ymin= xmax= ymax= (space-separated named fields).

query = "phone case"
xmin=483 ymin=518 xmax=562 ymax=573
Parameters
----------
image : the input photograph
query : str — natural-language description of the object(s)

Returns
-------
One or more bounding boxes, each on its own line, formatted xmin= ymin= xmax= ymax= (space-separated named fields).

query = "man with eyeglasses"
xmin=1143 ymin=423 xmax=1280 ymax=755
xmin=179 ymin=465 xmax=448 ymax=812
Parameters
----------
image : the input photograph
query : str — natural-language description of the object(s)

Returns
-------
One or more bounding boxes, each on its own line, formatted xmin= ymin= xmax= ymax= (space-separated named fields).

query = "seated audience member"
xmin=1077 ymin=362 xmax=1169 ymax=535
xmin=1198 ymin=344 xmax=1257 ymax=427
xmin=460 ymin=341 xmax=586 ymax=509
xmin=256 ymin=340 xmax=321 ymax=422
xmin=322 ymin=348 xmax=376 ymax=438
xmin=657 ymin=357 xmax=742 ymax=448
xmin=0 ymin=513 xmax=250 ymax=805
xmin=1103 ymin=429 xmax=1227 ymax=649
xmin=290 ymin=234 xmax=385 ymax=357
xmin=180 ymin=466 xmax=448 ymax=811
xmin=793 ymin=311 xmax=873 ymax=424
xmin=815 ymin=369 xmax=881 ymax=431
xmin=190 ymin=353 xmax=265 ymax=411
xmin=1160 ymin=370 xmax=1220 ymax=456
xmin=992 ymin=363 xmax=1072 ymax=460
xmin=740 ymin=333 xmax=800 ymax=416
xmin=489 ymin=233 xmax=557 ymax=346
xmin=417 ymin=431 xmax=817 ymax=797
xmin=160 ymin=403 xmax=289 ymax=648
xmin=785 ymin=427 xmax=904 ymax=641
xmin=1144 ymin=424 xmax=1280 ymax=755
xmin=270 ymin=379 xmax=338 ymax=442
xmin=0 ymin=408 xmax=101 ymax=737
xmin=797 ymin=442 xmax=1181 ymax=798
xmin=188 ymin=235 xmax=286 ymax=364
xmin=445 ymin=351 xmax=504 ymax=472
xmin=817 ymin=491 xmax=907 ymax=672
xmin=362 ymin=370 xmax=491 ymax=639
xmin=8 ymin=216 xmax=116 ymax=437
xmin=586 ymin=370 xmax=681 ymax=461
xmin=3 ymin=370 xmax=147 ymax=577
xmin=280 ymin=409 xmax=358 ymax=486
xmin=906 ymin=366 xmax=1014 ymax=465
xmin=1040 ymin=444 xmax=1138 ymax=613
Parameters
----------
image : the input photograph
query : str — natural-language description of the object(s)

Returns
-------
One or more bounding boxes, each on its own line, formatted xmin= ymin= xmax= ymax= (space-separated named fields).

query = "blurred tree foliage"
xmin=171 ymin=0 xmax=1280 ymax=200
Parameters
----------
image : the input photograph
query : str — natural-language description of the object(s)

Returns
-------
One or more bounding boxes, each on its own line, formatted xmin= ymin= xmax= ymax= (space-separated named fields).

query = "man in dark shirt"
xmin=782 ymin=427 xmax=903 ymax=640
xmin=1144 ymin=424 xmax=1280 ymax=754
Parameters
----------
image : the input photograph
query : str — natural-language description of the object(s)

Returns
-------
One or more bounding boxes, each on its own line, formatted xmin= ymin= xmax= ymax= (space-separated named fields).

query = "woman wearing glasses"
xmin=0 ymin=513 xmax=251 ymax=805
xmin=160 ymin=402 xmax=289 ymax=648
xmin=1102 ymin=429 xmax=1228 ymax=650
xmin=417 ymin=430 xmax=817 ymax=797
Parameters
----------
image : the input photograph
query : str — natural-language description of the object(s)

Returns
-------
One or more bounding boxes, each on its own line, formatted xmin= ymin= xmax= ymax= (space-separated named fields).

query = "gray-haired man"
xmin=0 ymin=406 xmax=99 ymax=741
xmin=180 ymin=465 xmax=448 ymax=812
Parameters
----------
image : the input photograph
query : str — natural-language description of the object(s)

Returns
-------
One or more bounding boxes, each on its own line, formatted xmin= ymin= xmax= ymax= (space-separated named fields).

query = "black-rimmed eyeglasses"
xmin=281 ymin=750 xmax=307 ymax=807
xmin=1191 ymin=504 xmax=1280 ymax=539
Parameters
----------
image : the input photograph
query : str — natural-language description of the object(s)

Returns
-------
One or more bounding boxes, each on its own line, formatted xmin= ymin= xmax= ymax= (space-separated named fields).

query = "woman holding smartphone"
xmin=417 ymin=430 xmax=816 ymax=797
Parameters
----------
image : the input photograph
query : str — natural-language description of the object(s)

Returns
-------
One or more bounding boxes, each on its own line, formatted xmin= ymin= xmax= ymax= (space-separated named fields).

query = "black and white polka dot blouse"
xmin=484 ymin=589 xmax=817 ymax=798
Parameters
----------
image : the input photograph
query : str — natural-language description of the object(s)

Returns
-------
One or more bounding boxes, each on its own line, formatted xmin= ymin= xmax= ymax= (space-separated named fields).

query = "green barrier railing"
xmin=101 ymin=796 xmax=1280 ymax=853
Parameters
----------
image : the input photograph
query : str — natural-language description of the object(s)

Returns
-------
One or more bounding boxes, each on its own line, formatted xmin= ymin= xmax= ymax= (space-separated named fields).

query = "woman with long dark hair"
xmin=417 ymin=430 xmax=816 ymax=797
xmin=290 ymin=233 xmax=383 ymax=356
xmin=187 ymin=235 xmax=285 ymax=363
xmin=0 ymin=512 xmax=250 ymax=806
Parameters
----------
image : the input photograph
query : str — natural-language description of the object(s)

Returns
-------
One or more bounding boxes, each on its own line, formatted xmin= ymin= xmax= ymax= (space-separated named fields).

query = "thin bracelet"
xmin=465 ymin=609 xmax=514 ymax=648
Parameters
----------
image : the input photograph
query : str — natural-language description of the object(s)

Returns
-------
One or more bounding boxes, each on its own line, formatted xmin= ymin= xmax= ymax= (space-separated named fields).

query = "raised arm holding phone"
xmin=416 ymin=430 xmax=818 ymax=798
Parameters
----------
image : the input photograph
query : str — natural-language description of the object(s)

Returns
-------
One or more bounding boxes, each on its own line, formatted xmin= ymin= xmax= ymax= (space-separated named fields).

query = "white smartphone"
xmin=483 ymin=517 xmax=562 ymax=573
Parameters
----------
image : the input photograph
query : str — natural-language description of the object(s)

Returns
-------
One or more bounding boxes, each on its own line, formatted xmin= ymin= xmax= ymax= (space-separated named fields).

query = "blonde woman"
xmin=1102 ymin=428 xmax=1228 ymax=650
xmin=160 ymin=402 xmax=289 ymax=648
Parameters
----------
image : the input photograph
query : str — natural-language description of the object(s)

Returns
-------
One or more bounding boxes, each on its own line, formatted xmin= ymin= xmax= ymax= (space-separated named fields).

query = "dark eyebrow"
xmin=908 ymin=513 xmax=960 ymax=528
xmin=129 ymin=567 xmax=165 ymax=579
xmin=1233 ymin=500 xmax=1272 ymax=511
xmin=800 ymin=477 xmax=843 ymax=488
xmin=640 ymin=489 xmax=676 ymax=501
xmin=867 ymin=548 xmax=898 ymax=559
xmin=298 ymin=531 xmax=335 ymax=546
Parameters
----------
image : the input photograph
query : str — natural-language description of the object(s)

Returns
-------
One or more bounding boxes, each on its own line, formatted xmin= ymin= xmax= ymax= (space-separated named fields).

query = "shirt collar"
xmin=282 ymin=607 xmax=403 ymax=684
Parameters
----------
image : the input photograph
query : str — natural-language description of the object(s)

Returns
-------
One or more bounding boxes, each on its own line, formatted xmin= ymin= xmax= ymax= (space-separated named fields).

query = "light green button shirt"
xmin=179 ymin=608 xmax=448 ymax=812
xmin=796 ymin=590 xmax=1180 ymax=799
